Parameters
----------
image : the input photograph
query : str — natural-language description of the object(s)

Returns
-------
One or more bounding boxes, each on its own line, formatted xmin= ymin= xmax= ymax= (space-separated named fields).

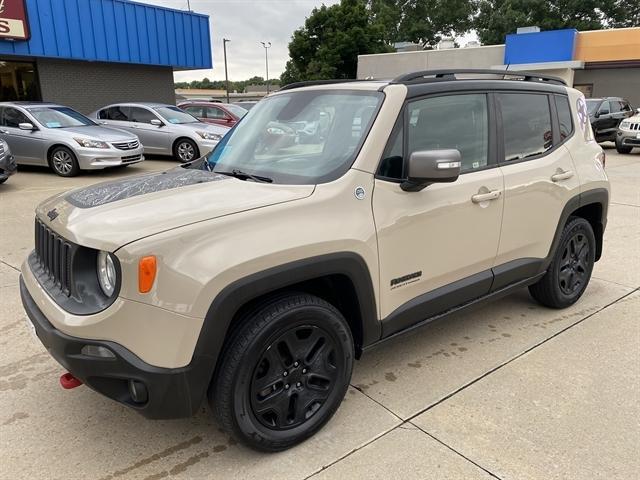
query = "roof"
xmin=0 ymin=0 xmax=212 ymax=70
xmin=0 ymin=101 xmax=61 ymax=108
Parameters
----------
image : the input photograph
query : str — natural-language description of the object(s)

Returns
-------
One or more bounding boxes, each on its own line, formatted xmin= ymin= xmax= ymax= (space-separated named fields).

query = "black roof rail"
xmin=391 ymin=69 xmax=567 ymax=86
xmin=279 ymin=79 xmax=375 ymax=91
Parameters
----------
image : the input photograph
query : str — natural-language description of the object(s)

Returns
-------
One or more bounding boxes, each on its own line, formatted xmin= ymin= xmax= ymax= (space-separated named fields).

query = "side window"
xmin=2 ymin=107 xmax=30 ymax=127
xmin=498 ymin=93 xmax=552 ymax=162
xmin=183 ymin=106 xmax=203 ymax=117
xmin=129 ymin=107 xmax=158 ymax=124
xmin=620 ymin=101 xmax=631 ymax=112
xmin=407 ymin=94 xmax=489 ymax=173
xmin=555 ymin=95 xmax=574 ymax=141
xmin=610 ymin=101 xmax=622 ymax=113
xmin=598 ymin=101 xmax=611 ymax=115
xmin=377 ymin=119 xmax=404 ymax=179
xmin=207 ymin=107 xmax=226 ymax=119
xmin=102 ymin=106 xmax=129 ymax=121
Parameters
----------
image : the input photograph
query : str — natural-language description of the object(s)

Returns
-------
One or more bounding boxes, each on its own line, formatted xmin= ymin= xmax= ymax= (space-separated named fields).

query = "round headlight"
xmin=97 ymin=251 xmax=117 ymax=296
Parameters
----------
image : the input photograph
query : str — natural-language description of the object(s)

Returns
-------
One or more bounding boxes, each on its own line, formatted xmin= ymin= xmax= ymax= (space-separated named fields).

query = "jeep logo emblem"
xmin=47 ymin=209 xmax=59 ymax=221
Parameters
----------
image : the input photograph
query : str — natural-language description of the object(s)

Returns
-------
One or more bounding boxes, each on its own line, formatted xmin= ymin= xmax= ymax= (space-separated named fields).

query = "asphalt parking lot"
xmin=1 ymin=147 xmax=638 ymax=480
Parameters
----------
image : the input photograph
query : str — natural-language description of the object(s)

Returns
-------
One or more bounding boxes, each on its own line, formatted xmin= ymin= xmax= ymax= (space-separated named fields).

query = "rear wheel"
xmin=211 ymin=293 xmax=354 ymax=452
xmin=529 ymin=217 xmax=595 ymax=308
xmin=173 ymin=138 xmax=199 ymax=163
xmin=49 ymin=146 xmax=80 ymax=177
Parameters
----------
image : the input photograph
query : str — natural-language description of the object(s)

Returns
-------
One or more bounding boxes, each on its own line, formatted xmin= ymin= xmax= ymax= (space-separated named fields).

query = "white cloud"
xmin=138 ymin=0 xmax=340 ymax=82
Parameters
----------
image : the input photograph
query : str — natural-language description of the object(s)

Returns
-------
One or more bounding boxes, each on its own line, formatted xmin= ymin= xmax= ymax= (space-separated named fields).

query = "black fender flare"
xmin=541 ymin=187 xmax=609 ymax=271
xmin=191 ymin=252 xmax=380 ymax=395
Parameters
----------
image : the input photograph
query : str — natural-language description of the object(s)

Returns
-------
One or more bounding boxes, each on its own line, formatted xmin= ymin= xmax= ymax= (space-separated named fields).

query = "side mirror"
xmin=401 ymin=149 xmax=461 ymax=192
xmin=636 ymin=108 xmax=640 ymax=115
xmin=19 ymin=122 xmax=35 ymax=131
xmin=150 ymin=119 xmax=163 ymax=127
xmin=598 ymin=110 xmax=609 ymax=117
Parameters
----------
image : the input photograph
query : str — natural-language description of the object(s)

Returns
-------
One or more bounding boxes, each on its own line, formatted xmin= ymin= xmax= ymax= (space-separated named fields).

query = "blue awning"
xmin=0 ymin=0 xmax=212 ymax=70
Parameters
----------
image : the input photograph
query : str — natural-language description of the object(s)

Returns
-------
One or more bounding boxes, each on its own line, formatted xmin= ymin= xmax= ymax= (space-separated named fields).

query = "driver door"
xmin=373 ymin=93 xmax=504 ymax=335
xmin=0 ymin=107 xmax=46 ymax=165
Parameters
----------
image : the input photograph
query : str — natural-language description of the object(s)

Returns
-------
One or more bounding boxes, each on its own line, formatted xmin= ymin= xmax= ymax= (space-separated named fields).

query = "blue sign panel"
xmin=0 ymin=0 xmax=212 ymax=70
xmin=504 ymin=29 xmax=577 ymax=65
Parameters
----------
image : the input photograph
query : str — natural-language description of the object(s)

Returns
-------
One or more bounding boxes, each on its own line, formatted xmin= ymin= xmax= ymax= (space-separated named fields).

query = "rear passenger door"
xmin=493 ymin=92 xmax=581 ymax=289
xmin=373 ymin=92 xmax=504 ymax=334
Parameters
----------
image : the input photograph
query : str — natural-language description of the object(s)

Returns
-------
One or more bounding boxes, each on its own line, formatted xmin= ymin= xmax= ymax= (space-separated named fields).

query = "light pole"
xmin=223 ymin=38 xmax=230 ymax=103
xmin=260 ymin=41 xmax=271 ymax=94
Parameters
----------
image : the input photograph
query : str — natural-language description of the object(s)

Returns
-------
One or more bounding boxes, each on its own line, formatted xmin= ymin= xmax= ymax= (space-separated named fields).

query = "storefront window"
xmin=0 ymin=60 xmax=41 ymax=101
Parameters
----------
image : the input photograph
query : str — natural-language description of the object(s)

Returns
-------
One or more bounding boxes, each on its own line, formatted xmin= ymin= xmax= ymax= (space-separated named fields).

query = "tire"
xmin=49 ymin=146 xmax=80 ymax=177
xmin=616 ymin=143 xmax=633 ymax=154
xmin=173 ymin=138 xmax=199 ymax=163
xmin=529 ymin=217 xmax=596 ymax=309
xmin=210 ymin=293 xmax=354 ymax=452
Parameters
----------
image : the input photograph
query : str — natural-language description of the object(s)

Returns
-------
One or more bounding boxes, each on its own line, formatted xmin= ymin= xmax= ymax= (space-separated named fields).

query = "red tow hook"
xmin=60 ymin=372 xmax=83 ymax=389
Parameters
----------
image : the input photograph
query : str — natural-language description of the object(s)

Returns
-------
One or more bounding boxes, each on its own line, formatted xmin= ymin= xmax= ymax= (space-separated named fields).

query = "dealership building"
xmin=358 ymin=27 xmax=640 ymax=107
xmin=0 ymin=0 xmax=211 ymax=114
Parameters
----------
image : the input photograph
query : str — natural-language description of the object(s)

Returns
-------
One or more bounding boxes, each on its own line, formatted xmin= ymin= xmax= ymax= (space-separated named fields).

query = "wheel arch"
xmin=544 ymin=188 xmax=609 ymax=269
xmin=46 ymin=143 xmax=76 ymax=163
xmin=193 ymin=252 xmax=379 ymax=393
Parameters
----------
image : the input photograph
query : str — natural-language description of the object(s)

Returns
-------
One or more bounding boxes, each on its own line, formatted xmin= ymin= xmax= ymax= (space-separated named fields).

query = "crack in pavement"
xmin=0 ymin=259 xmax=20 ymax=272
xmin=305 ymin=288 xmax=637 ymax=479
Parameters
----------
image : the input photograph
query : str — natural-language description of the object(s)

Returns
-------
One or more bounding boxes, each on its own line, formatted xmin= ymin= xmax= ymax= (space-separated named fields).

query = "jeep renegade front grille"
xmin=34 ymin=218 xmax=74 ymax=296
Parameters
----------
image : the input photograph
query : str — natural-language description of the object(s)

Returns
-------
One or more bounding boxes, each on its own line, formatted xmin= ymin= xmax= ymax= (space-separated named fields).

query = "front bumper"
xmin=616 ymin=128 xmax=640 ymax=148
xmin=75 ymin=146 xmax=145 ymax=169
xmin=195 ymin=138 xmax=220 ymax=155
xmin=20 ymin=276 xmax=211 ymax=419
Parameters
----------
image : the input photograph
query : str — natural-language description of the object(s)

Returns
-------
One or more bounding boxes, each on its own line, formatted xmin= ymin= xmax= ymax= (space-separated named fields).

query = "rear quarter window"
xmin=555 ymin=95 xmax=574 ymax=141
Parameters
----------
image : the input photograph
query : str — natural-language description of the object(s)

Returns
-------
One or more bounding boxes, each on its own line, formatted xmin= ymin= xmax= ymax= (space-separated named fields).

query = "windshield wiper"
xmin=217 ymin=169 xmax=273 ymax=183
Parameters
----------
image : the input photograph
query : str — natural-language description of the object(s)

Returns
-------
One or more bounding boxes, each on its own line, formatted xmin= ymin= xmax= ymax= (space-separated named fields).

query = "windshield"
xmin=154 ymin=106 xmax=200 ymax=124
xmin=204 ymin=90 xmax=383 ymax=184
xmin=586 ymin=100 xmax=600 ymax=114
xmin=225 ymin=104 xmax=248 ymax=118
xmin=28 ymin=107 xmax=96 ymax=128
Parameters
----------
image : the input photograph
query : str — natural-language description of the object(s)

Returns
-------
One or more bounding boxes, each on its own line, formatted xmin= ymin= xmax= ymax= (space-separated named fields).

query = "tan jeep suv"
xmin=20 ymin=70 xmax=609 ymax=452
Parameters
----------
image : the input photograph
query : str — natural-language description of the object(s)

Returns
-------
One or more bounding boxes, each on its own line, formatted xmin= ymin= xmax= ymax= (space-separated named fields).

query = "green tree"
xmin=605 ymin=0 xmax=640 ymax=27
xmin=474 ymin=0 xmax=626 ymax=46
xmin=370 ymin=0 xmax=475 ymax=48
xmin=281 ymin=0 xmax=392 ymax=85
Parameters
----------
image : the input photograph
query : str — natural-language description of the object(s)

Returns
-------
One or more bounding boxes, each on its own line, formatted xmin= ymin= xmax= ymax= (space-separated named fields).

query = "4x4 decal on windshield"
xmin=390 ymin=271 xmax=422 ymax=290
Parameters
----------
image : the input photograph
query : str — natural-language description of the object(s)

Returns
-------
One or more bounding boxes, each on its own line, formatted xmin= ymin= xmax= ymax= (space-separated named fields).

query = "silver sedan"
xmin=89 ymin=102 xmax=230 ymax=162
xmin=0 ymin=102 xmax=144 ymax=177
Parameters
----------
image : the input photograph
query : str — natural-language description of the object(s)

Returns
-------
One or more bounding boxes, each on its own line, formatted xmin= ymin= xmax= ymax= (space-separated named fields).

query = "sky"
xmin=139 ymin=0 xmax=341 ymax=83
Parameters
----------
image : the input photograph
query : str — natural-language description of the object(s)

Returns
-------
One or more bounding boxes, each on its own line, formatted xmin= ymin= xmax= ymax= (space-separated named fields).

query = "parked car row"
xmin=586 ymin=96 xmax=640 ymax=154
xmin=0 ymin=100 xmax=238 ymax=178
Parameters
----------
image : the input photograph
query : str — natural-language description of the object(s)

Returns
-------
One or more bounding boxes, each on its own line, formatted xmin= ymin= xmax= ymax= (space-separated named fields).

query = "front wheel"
xmin=211 ymin=293 xmax=354 ymax=452
xmin=529 ymin=217 xmax=595 ymax=308
xmin=49 ymin=146 xmax=80 ymax=177
xmin=616 ymin=142 xmax=633 ymax=154
xmin=173 ymin=138 xmax=199 ymax=163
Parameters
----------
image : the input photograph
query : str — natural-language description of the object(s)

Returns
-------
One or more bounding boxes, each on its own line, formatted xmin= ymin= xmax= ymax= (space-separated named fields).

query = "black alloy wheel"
xmin=250 ymin=324 xmax=341 ymax=430
xmin=529 ymin=216 xmax=596 ymax=308
xmin=557 ymin=232 xmax=590 ymax=296
xmin=211 ymin=293 xmax=354 ymax=452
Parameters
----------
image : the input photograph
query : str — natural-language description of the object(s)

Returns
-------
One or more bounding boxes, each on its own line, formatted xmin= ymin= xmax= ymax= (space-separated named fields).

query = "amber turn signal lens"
xmin=138 ymin=256 xmax=157 ymax=293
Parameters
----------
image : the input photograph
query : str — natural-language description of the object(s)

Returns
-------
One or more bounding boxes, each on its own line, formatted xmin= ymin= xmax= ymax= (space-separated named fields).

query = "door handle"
xmin=551 ymin=170 xmax=574 ymax=182
xmin=471 ymin=190 xmax=501 ymax=203
xmin=0 ymin=129 xmax=8 ymax=134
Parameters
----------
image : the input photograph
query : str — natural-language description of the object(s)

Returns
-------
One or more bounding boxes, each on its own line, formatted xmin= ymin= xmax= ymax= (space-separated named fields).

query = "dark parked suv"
xmin=586 ymin=97 xmax=634 ymax=143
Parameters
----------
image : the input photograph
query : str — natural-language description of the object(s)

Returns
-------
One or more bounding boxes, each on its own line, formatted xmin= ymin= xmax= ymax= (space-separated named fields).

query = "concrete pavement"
xmin=1 ymin=149 xmax=638 ymax=479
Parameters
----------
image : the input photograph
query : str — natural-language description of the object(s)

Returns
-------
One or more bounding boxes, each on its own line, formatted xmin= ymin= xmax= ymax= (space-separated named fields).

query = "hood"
xmin=57 ymin=125 xmax=137 ymax=142
xmin=36 ymin=168 xmax=314 ymax=251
